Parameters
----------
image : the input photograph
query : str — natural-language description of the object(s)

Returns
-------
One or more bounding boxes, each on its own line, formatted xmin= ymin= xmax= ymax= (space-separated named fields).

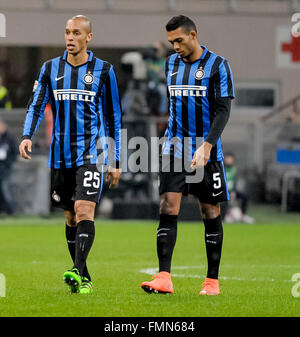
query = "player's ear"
xmin=87 ymin=32 xmax=93 ymax=43
xmin=190 ymin=30 xmax=197 ymax=40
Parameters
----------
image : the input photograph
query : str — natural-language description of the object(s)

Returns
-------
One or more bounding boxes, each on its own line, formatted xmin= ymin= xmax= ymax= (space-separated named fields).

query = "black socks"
xmin=65 ymin=221 xmax=94 ymax=280
xmin=73 ymin=220 xmax=95 ymax=277
xmin=65 ymin=214 xmax=221 ymax=282
xmin=203 ymin=215 xmax=223 ymax=279
xmin=157 ymin=214 xmax=178 ymax=273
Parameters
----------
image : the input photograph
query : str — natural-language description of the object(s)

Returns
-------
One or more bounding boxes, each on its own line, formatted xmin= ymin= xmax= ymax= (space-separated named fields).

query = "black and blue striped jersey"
xmin=162 ymin=45 xmax=234 ymax=162
xmin=23 ymin=50 xmax=122 ymax=169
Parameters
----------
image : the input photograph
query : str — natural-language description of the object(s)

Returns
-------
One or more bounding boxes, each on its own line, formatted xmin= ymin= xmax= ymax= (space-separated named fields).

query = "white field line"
xmin=139 ymin=266 xmax=294 ymax=283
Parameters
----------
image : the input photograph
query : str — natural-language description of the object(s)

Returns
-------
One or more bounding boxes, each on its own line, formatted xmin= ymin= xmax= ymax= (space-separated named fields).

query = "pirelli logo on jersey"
xmin=168 ymin=85 xmax=207 ymax=97
xmin=53 ymin=89 xmax=96 ymax=102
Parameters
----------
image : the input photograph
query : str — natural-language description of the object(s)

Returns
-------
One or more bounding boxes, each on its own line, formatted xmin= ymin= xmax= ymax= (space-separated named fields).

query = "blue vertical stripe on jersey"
xmin=194 ymin=49 xmax=211 ymax=158
xmin=104 ymin=65 xmax=122 ymax=164
xmin=181 ymin=62 xmax=192 ymax=163
xmin=47 ymin=59 xmax=58 ymax=168
xmin=168 ymin=54 xmax=180 ymax=142
xmin=94 ymin=61 xmax=108 ymax=166
xmin=62 ymin=63 xmax=72 ymax=168
xmin=108 ymin=66 xmax=122 ymax=163
xmin=48 ymin=59 xmax=56 ymax=168
xmin=57 ymin=58 xmax=66 ymax=169
xmin=88 ymin=58 xmax=103 ymax=165
xmin=219 ymin=61 xmax=230 ymax=98
xmin=201 ymin=54 xmax=218 ymax=142
xmin=52 ymin=57 xmax=61 ymax=168
xmin=100 ymin=84 xmax=109 ymax=165
xmin=188 ymin=62 xmax=199 ymax=160
xmin=76 ymin=63 xmax=89 ymax=167
xmin=223 ymin=60 xmax=235 ymax=98
xmin=174 ymin=60 xmax=185 ymax=158
xmin=83 ymin=59 xmax=97 ymax=166
xmin=69 ymin=66 xmax=79 ymax=167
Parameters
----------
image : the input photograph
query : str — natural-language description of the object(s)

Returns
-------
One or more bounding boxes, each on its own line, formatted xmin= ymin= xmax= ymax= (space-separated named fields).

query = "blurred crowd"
xmin=120 ymin=40 xmax=170 ymax=117
xmin=0 ymin=75 xmax=12 ymax=111
xmin=222 ymin=152 xmax=255 ymax=224
xmin=0 ymin=120 xmax=17 ymax=214
xmin=0 ymin=75 xmax=16 ymax=214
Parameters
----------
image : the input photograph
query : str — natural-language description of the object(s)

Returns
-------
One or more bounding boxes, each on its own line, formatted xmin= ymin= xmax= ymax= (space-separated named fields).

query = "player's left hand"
xmin=106 ymin=166 xmax=122 ymax=189
xmin=191 ymin=142 xmax=212 ymax=169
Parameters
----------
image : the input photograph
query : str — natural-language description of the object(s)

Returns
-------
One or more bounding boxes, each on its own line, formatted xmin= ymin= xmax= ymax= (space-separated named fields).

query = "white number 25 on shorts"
xmin=83 ymin=171 xmax=101 ymax=189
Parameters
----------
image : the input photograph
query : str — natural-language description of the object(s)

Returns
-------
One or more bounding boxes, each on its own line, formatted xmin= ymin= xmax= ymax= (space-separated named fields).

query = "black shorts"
xmin=50 ymin=164 xmax=104 ymax=210
xmin=159 ymin=156 xmax=229 ymax=204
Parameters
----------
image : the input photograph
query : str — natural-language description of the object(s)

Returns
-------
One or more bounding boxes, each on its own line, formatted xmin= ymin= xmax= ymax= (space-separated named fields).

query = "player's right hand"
xmin=19 ymin=139 xmax=32 ymax=160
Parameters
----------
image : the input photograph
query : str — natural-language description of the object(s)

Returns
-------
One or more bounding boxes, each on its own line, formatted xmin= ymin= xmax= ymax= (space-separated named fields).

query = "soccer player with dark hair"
xmin=19 ymin=15 xmax=122 ymax=294
xmin=141 ymin=15 xmax=234 ymax=295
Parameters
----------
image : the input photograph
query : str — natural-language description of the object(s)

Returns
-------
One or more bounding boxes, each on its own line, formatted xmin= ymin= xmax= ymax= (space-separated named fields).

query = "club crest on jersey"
xmin=194 ymin=67 xmax=205 ymax=80
xmin=84 ymin=72 xmax=94 ymax=85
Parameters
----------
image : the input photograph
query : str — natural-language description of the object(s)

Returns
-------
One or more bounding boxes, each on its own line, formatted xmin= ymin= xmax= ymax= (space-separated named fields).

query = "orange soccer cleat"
xmin=199 ymin=277 xmax=220 ymax=295
xmin=141 ymin=271 xmax=174 ymax=294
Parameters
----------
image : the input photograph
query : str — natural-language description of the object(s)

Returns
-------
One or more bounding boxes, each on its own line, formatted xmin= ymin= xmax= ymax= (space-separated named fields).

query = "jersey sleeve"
xmin=22 ymin=62 xmax=50 ymax=140
xmin=205 ymin=97 xmax=231 ymax=146
xmin=102 ymin=65 xmax=122 ymax=168
xmin=214 ymin=59 xmax=235 ymax=99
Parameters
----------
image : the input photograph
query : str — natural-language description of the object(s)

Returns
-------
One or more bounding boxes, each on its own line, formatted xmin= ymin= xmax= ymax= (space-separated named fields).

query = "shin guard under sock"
xmin=157 ymin=214 xmax=178 ymax=273
xmin=203 ymin=215 xmax=223 ymax=279
xmin=73 ymin=220 xmax=95 ymax=277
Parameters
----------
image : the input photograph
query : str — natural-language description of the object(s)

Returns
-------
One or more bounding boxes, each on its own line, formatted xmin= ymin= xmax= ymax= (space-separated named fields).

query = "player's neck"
xmin=67 ymin=50 xmax=89 ymax=67
xmin=183 ymin=44 xmax=203 ymax=63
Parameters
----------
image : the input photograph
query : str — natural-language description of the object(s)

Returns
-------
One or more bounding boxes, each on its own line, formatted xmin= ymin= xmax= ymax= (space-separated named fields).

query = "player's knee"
xmin=160 ymin=198 xmax=178 ymax=215
xmin=201 ymin=204 xmax=220 ymax=220
xmin=74 ymin=201 xmax=95 ymax=222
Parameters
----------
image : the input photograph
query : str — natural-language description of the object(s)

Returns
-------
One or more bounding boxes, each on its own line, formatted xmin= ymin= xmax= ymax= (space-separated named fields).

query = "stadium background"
xmin=0 ymin=0 xmax=300 ymax=318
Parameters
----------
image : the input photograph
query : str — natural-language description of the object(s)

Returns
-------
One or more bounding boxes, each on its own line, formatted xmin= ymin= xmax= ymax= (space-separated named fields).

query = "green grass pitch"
xmin=0 ymin=205 xmax=299 ymax=317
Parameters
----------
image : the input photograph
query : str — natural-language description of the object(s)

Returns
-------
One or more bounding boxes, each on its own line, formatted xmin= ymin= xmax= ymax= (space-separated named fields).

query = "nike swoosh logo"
xmin=170 ymin=72 xmax=178 ymax=77
xmin=55 ymin=76 xmax=65 ymax=81
xmin=87 ymin=191 xmax=97 ymax=195
xmin=212 ymin=191 xmax=223 ymax=197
